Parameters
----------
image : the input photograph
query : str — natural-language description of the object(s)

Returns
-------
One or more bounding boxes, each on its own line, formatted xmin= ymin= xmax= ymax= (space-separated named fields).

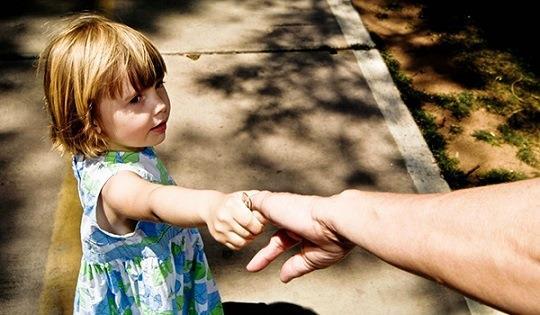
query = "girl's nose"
xmin=154 ymin=98 xmax=167 ymax=114
xmin=150 ymin=90 xmax=168 ymax=114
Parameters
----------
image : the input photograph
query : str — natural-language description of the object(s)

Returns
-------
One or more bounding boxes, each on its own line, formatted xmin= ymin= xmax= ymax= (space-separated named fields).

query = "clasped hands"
xmin=206 ymin=190 xmax=354 ymax=283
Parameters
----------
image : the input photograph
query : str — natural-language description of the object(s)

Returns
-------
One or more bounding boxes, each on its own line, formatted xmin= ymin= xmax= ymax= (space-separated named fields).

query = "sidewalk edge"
xmin=326 ymin=0 xmax=505 ymax=314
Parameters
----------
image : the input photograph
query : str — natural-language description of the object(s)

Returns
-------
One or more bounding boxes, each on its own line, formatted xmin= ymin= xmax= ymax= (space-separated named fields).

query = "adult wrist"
xmin=327 ymin=189 xmax=371 ymax=247
xmin=310 ymin=191 xmax=349 ymax=235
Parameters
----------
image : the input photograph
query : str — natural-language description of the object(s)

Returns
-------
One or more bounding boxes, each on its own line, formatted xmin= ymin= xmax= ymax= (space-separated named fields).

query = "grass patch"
xmin=412 ymin=108 xmax=469 ymax=189
xmin=517 ymin=146 xmax=537 ymax=166
xmin=471 ymin=130 xmax=501 ymax=146
xmin=380 ymin=40 xmax=538 ymax=188
xmin=476 ymin=168 xmax=527 ymax=186
xmin=449 ymin=124 xmax=463 ymax=135
xmin=381 ymin=51 xmax=424 ymax=108
xmin=382 ymin=50 xmax=471 ymax=188
xmin=498 ymin=124 xmax=525 ymax=146
xmin=371 ymin=0 xmax=539 ymax=188
xmin=498 ymin=124 xmax=538 ymax=166
xmin=430 ymin=92 xmax=474 ymax=119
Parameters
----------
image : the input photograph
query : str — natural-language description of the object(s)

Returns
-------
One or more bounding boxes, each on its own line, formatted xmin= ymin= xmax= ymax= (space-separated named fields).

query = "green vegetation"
xmin=375 ymin=2 xmax=539 ymax=188
xmin=448 ymin=124 xmax=463 ymax=135
xmin=471 ymin=130 xmax=501 ymax=146
xmin=431 ymin=92 xmax=474 ymax=119
xmin=477 ymin=168 xmax=527 ymax=186
xmin=498 ymin=124 xmax=538 ymax=166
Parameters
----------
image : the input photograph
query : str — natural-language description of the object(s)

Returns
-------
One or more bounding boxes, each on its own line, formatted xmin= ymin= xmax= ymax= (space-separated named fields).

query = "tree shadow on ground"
xmin=0 ymin=130 xmax=25 ymax=304
xmin=187 ymin=0 xmax=466 ymax=313
xmin=1 ymin=0 xmax=470 ymax=312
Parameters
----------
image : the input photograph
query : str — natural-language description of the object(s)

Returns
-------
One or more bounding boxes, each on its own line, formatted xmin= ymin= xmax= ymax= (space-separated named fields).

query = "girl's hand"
xmin=204 ymin=191 xmax=266 ymax=250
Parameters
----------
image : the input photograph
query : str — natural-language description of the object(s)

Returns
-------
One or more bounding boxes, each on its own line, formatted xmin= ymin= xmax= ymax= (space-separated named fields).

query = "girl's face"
xmin=97 ymin=77 xmax=170 ymax=151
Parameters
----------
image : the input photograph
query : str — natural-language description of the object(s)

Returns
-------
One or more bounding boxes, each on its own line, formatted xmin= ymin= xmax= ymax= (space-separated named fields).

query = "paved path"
xmin=0 ymin=1 xmax=501 ymax=314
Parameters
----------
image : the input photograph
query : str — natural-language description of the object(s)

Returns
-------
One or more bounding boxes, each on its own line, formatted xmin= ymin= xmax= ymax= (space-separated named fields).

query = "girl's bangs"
xmin=127 ymin=42 xmax=166 ymax=92
xmin=101 ymin=38 xmax=166 ymax=100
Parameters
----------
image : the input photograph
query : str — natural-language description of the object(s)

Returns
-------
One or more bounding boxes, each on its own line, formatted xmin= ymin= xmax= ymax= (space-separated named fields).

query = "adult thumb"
xmin=250 ymin=190 xmax=272 ymax=216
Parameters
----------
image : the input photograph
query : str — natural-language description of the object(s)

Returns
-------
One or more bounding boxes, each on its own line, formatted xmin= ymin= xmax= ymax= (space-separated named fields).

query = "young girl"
xmin=40 ymin=14 xmax=264 ymax=314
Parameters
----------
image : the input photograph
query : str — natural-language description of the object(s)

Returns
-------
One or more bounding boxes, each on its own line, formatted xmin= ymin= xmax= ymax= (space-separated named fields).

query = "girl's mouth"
xmin=151 ymin=122 xmax=167 ymax=133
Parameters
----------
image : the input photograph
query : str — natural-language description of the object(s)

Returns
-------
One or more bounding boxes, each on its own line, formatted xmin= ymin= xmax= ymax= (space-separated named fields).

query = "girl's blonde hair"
xmin=39 ymin=14 xmax=166 ymax=157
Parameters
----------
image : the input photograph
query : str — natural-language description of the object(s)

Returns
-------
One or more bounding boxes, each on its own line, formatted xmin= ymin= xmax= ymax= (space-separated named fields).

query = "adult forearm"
xmin=331 ymin=179 xmax=540 ymax=314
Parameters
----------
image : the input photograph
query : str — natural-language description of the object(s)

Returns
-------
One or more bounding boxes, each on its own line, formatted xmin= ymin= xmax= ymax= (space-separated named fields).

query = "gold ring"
xmin=242 ymin=192 xmax=252 ymax=210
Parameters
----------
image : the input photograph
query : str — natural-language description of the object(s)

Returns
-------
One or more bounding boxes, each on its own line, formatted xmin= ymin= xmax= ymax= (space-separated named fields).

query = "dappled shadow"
xmin=0 ymin=131 xmax=24 ymax=304
xmin=172 ymin=0 xmax=463 ymax=313
xmin=0 ymin=60 xmax=67 ymax=312
xmin=187 ymin=1 xmax=412 ymax=195
xmin=414 ymin=280 xmax=472 ymax=315
xmin=1 ymin=0 xmax=471 ymax=313
xmin=0 ymin=0 xmax=199 ymax=34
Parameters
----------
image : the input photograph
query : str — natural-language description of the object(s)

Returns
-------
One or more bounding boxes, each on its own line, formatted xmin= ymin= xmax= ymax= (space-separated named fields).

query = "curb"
xmin=325 ymin=0 xmax=504 ymax=314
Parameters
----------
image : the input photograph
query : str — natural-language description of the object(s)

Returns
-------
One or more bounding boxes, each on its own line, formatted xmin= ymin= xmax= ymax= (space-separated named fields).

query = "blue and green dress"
xmin=72 ymin=147 xmax=223 ymax=314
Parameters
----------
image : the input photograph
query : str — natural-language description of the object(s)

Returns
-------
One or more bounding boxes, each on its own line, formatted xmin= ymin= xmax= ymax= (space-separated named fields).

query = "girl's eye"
xmin=129 ymin=95 xmax=143 ymax=104
xmin=155 ymin=80 xmax=165 ymax=89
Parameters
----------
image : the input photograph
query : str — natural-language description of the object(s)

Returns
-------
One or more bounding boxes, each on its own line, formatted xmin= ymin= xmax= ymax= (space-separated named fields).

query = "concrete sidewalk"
xmin=0 ymin=1 xmax=499 ymax=314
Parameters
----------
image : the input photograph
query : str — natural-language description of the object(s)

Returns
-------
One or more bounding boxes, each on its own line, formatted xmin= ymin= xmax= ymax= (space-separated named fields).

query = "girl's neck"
xmin=106 ymin=144 xmax=146 ymax=153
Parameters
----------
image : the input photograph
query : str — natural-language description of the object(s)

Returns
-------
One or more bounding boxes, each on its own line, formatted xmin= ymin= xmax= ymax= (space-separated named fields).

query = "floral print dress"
xmin=72 ymin=147 xmax=223 ymax=314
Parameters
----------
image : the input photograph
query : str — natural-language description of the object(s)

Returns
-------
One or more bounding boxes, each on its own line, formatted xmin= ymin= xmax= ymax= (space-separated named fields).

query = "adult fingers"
xmin=246 ymin=229 xmax=300 ymax=272
xmin=279 ymin=253 xmax=316 ymax=283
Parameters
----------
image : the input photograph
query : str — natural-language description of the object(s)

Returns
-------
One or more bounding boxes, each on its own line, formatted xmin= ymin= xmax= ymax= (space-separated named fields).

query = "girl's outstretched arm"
xmin=101 ymin=171 xmax=264 ymax=250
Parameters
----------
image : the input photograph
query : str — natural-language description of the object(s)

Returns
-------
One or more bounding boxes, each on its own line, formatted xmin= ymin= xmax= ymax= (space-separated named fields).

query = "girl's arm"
xmin=101 ymin=170 xmax=264 ymax=249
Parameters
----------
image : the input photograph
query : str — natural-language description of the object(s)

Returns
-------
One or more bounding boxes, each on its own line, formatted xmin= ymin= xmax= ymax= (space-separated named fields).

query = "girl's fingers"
xmin=225 ymin=242 xmax=240 ymax=251
xmin=242 ymin=192 xmax=268 ymax=226
xmin=230 ymin=221 xmax=253 ymax=239
xmin=224 ymin=232 xmax=248 ymax=249
xmin=252 ymin=210 xmax=267 ymax=226
xmin=246 ymin=229 xmax=300 ymax=272
xmin=241 ymin=211 xmax=265 ymax=235
xmin=234 ymin=194 xmax=265 ymax=235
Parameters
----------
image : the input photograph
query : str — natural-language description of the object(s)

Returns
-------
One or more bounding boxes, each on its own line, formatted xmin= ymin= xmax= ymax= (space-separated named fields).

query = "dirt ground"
xmin=352 ymin=0 xmax=539 ymax=187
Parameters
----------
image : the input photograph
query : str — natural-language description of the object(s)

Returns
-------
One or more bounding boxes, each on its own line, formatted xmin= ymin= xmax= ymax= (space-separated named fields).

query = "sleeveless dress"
xmin=72 ymin=147 xmax=223 ymax=314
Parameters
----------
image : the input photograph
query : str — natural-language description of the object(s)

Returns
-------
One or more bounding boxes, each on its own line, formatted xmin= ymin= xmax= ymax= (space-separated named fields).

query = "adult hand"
xmin=246 ymin=191 xmax=354 ymax=282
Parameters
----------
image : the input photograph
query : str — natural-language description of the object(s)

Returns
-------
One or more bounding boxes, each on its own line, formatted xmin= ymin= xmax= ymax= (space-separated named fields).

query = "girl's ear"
xmin=89 ymin=102 xmax=102 ymax=134
xmin=93 ymin=121 xmax=102 ymax=134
